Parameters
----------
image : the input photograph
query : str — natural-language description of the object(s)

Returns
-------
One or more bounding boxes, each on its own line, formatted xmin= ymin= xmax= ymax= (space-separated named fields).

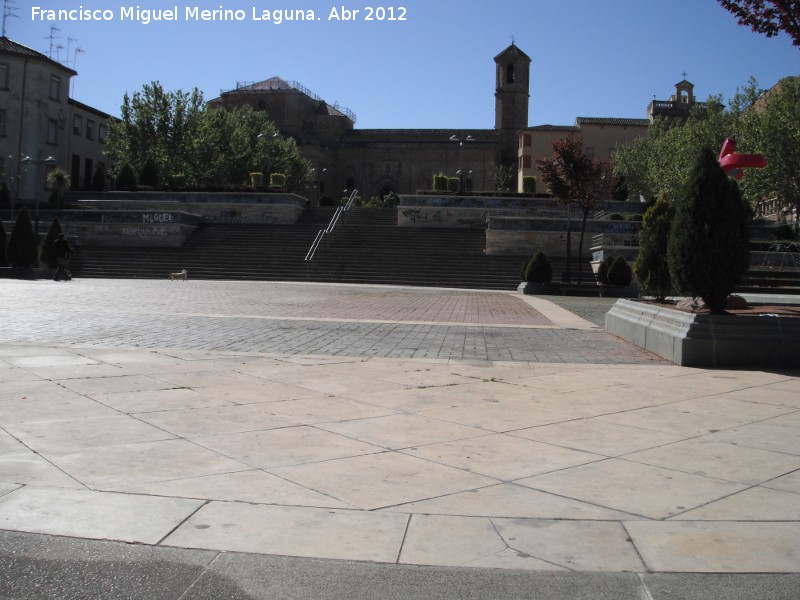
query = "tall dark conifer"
xmin=667 ymin=147 xmax=752 ymax=312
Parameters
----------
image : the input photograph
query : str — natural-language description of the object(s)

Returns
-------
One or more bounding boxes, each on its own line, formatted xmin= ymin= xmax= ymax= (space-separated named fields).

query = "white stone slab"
xmin=136 ymin=403 xmax=299 ymax=438
xmin=388 ymin=482 xmax=642 ymax=520
xmin=270 ymin=452 xmax=496 ymax=510
xmin=164 ymin=501 xmax=408 ymax=562
xmin=624 ymin=439 xmax=800 ymax=485
xmin=626 ymin=521 xmax=800 ymax=572
xmin=0 ymin=486 xmax=202 ymax=544
xmin=401 ymin=434 xmax=602 ymax=481
xmin=518 ymin=459 xmax=746 ymax=519
xmin=121 ymin=469 xmax=353 ymax=508
xmin=673 ymin=486 xmax=800 ymax=520
xmin=48 ymin=439 xmax=250 ymax=489
xmin=194 ymin=426 xmax=383 ymax=468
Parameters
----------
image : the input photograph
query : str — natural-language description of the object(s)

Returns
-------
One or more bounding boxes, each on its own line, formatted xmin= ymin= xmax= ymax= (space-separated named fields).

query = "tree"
xmin=106 ymin=82 xmax=204 ymax=184
xmin=634 ymin=197 xmax=675 ymax=301
xmin=615 ymin=99 xmax=730 ymax=202
xmin=107 ymin=83 xmax=312 ymax=191
xmin=717 ymin=1 xmax=800 ymax=47
xmin=735 ymin=76 xmax=800 ymax=223
xmin=536 ymin=134 xmax=614 ymax=283
xmin=40 ymin=217 xmax=64 ymax=269
xmin=667 ymin=147 xmax=752 ymax=312
xmin=0 ymin=220 xmax=7 ymax=267
xmin=7 ymin=207 xmax=39 ymax=269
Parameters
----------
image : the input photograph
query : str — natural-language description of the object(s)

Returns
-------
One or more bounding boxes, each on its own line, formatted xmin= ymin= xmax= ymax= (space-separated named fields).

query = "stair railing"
xmin=305 ymin=189 xmax=359 ymax=262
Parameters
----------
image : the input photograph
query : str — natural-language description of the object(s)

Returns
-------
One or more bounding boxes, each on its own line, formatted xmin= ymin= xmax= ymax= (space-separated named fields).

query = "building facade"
xmin=209 ymin=43 xmax=532 ymax=202
xmin=0 ymin=36 xmax=112 ymax=214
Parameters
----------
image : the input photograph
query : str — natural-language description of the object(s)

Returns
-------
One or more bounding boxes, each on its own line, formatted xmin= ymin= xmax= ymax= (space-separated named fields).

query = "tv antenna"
xmin=2 ymin=0 xmax=19 ymax=37
xmin=47 ymin=25 xmax=62 ymax=59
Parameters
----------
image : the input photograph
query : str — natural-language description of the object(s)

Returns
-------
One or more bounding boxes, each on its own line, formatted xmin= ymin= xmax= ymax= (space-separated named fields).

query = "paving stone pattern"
xmin=0 ymin=280 xmax=659 ymax=364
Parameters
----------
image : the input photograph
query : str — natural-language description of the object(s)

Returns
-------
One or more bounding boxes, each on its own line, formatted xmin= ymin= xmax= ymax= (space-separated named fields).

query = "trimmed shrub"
xmin=522 ymin=251 xmax=553 ymax=283
xmin=250 ymin=172 xmax=264 ymax=187
xmin=139 ymin=158 xmax=159 ymax=187
xmin=40 ymin=218 xmax=64 ymax=269
xmin=7 ymin=207 xmax=38 ymax=269
xmin=667 ymin=147 xmax=752 ymax=312
xmin=447 ymin=177 xmax=459 ymax=192
xmin=776 ymin=223 xmax=796 ymax=241
xmin=634 ymin=197 xmax=674 ymax=301
xmin=606 ymin=256 xmax=633 ymax=286
xmin=597 ymin=255 xmax=615 ymax=285
xmin=115 ymin=163 xmax=138 ymax=191
xmin=0 ymin=183 xmax=11 ymax=209
xmin=91 ymin=164 xmax=107 ymax=191
xmin=432 ymin=173 xmax=448 ymax=191
xmin=522 ymin=176 xmax=536 ymax=194
xmin=269 ymin=173 xmax=287 ymax=188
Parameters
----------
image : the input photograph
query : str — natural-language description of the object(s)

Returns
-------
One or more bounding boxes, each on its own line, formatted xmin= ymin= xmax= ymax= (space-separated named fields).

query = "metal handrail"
xmin=305 ymin=190 xmax=358 ymax=262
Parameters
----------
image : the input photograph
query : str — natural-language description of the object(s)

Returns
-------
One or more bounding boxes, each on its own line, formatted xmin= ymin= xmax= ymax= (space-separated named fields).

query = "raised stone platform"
xmin=606 ymin=298 xmax=800 ymax=368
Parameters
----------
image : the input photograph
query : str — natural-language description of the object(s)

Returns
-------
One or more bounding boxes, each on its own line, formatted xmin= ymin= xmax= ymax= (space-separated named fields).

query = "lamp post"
xmin=21 ymin=155 xmax=57 ymax=236
xmin=449 ymin=134 xmax=474 ymax=193
xmin=257 ymin=132 xmax=281 ymax=181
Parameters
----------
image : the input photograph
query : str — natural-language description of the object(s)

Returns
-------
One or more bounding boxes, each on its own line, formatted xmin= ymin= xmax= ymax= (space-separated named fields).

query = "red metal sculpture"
xmin=718 ymin=138 xmax=767 ymax=179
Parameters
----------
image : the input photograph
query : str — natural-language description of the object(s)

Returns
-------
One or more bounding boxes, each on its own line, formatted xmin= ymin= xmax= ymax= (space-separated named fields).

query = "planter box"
xmin=606 ymin=298 xmax=800 ymax=368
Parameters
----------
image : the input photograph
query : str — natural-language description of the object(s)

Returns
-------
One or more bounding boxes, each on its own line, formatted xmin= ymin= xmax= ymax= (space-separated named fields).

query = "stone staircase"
xmin=71 ymin=207 xmax=536 ymax=290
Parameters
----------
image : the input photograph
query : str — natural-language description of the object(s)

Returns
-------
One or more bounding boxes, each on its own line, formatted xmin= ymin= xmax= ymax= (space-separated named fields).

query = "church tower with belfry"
xmin=494 ymin=42 xmax=531 ymax=167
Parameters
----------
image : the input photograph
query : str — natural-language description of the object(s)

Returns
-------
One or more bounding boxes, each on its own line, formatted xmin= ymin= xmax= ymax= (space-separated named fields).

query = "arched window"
xmin=506 ymin=64 xmax=515 ymax=84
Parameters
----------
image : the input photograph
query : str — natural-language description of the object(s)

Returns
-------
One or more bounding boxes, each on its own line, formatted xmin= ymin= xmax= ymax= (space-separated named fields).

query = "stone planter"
xmin=606 ymin=298 xmax=800 ymax=368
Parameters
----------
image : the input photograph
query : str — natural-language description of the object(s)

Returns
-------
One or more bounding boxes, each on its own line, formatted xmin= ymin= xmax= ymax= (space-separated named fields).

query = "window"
xmin=47 ymin=119 xmax=58 ymax=144
xmin=73 ymin=114 xmax=83 ymax=136
xmin=0 ymin=63 xmax=8 ymax=89
xmin=99 ymin=124 xmax=107 ymax=144
xmin=0 ymin=110 xmax=6 ymax=136
xmin=522 ymin=133 xmax=532 ymax=147
xmin=49 ymin=75 xmax=61 ymax=101
xmin=86 ymin=119 xmax=95 ymax=140
xmin=506 ymin=64 xmax=515 ymax=84
xmin=522 ymin=155 xmax=532 ymax=169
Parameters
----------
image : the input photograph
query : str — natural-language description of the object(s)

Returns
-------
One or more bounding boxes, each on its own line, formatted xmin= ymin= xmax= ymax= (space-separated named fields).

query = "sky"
xmin=7 ymin=0 xmax=799 ymax=129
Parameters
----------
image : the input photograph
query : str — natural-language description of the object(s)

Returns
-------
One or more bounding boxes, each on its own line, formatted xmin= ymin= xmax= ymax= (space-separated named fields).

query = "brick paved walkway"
xmin=0 ymin=280 xmax=661 ymax=364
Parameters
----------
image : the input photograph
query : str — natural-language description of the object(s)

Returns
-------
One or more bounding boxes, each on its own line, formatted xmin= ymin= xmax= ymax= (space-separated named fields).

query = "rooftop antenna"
xmin=70 ymin=47 xmax=84 ymax=96
xmin=2 ymin=0 xmax=19 ymax=37
xmin=66 ymin=36 xmax=76 ymax=66
xmin=47 ymin=25 xmax=61 ymax=59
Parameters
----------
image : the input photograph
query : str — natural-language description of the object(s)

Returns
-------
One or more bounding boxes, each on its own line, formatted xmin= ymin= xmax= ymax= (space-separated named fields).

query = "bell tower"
xmin=494 ymin=42 xmax=531 ymax=166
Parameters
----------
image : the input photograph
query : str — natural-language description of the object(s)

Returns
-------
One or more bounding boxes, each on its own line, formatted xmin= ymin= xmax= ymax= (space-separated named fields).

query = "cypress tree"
xmin=40 ymin=218 xmax=64 ymax=269
xmin=667 ymin=147 xmax=752 ymax=312
xmin=0 ymin=220 xmax=7 ymax=267
xmin=7 ymin=207 xmax=39 ymax=269
xmin=634 ymin=197 xmax=675 ymax=301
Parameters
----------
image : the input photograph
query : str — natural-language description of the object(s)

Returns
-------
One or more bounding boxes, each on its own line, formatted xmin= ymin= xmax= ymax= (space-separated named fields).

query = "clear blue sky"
xmin=8 ymin=0 xmax=799 ymax=129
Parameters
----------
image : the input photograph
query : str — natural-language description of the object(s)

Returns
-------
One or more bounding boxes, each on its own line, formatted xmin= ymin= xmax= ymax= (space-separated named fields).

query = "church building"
xmin=209 ymin=43 xmax=668 ymax=202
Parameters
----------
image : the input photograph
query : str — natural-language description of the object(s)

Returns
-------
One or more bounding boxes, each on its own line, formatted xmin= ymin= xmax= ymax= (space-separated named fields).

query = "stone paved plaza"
xmin=0 ymin=279 xmax=798 ymax=598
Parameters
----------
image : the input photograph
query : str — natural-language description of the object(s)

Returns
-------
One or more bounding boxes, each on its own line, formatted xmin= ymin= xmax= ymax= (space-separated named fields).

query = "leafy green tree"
xmin=536 ymin=134 xmax=614 ymax=283
xmin=139 ymin=157 xmax=160 ymax=187
xmin=615 ymin=100 xmax=729 ymax=202
xmin=106 ymin=82 xmax=203 ymax=184
xmin=634 ymin=197 xmax=675 ymax=301
xmin=40 ymin=217 xmax=64 ymax=269
xmin=667 ymin=147 xmax=752 ymax=312
xmin=7 ymin=207 xmax=38 ymax=269
xmin=736 ymin=76 xmax=800 ymax=223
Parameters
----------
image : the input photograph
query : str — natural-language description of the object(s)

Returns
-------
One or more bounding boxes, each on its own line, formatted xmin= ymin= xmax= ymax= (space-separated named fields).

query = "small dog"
xmin=169 ymin=269 xmax=188 ymax=281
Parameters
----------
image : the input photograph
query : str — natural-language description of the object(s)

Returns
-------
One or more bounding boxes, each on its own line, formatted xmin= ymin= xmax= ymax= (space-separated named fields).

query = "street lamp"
xmin=21 ymin=155 xmax=57 ymax=236
xmin=450 ymin=134 xmax=474 ymax=193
